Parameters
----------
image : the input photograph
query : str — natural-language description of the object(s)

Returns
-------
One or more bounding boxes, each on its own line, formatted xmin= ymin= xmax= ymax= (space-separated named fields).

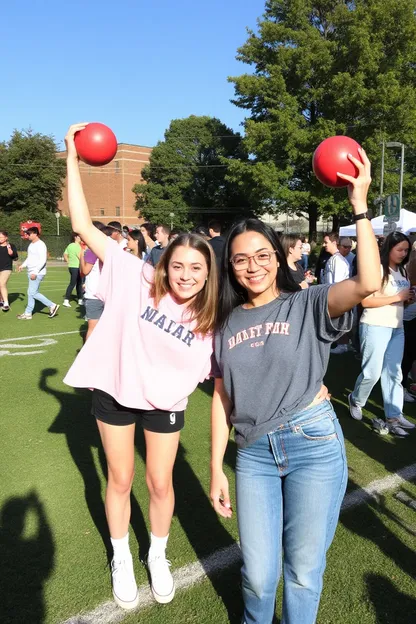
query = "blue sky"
xmin=1 ymin=0 xmax=265 ymax=149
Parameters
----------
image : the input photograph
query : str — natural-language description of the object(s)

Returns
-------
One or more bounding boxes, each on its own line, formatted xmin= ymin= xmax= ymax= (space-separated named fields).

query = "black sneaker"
xmin=49 ymin=304 xmax=60 ymax=318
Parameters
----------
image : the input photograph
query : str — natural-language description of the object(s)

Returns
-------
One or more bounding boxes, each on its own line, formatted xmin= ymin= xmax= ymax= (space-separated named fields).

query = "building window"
xmin=115 ymin=206 xmax=121 ymax=217
xmin=115 ymin=161 xmax=119 ymax=172
xmin=100 ymin=209 xmax=105 ymax=216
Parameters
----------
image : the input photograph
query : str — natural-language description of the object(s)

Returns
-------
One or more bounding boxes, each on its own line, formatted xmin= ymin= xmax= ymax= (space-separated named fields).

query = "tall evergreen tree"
xmin=228 ymin=0 xmax=416 ymax=236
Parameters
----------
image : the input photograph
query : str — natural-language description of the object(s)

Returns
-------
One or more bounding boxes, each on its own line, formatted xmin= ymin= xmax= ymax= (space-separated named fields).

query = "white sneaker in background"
xmin=348 ymin=393 xmax=363 ymax=421
xmin=63 ymin=300 xmax=71 ymax=308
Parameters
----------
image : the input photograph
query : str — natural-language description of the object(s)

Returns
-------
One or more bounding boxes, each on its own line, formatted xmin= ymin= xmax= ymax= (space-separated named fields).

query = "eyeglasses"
xmin=230 ymin=250 xmax=277 ymax=271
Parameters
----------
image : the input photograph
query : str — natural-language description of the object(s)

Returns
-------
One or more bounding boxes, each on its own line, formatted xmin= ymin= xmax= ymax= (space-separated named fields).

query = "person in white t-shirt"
xmin=348 ymin=232 xmax=416 ymax=436
xmin=322 ymin=233 xmax=350 ymax=284
xmin=16 ymin=227 xmax=59 ymax=320
xmin=322 ymin=233 xmax=351 ymax=353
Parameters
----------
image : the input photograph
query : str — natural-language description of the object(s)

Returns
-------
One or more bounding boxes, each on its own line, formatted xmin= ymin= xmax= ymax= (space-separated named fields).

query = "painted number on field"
xmin=0 ymin=337 xmax=57 ymax=357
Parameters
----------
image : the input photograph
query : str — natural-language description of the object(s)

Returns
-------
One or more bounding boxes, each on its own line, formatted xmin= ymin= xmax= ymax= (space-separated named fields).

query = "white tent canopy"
xmin=339 ymin=209 xmax=416 ymax=237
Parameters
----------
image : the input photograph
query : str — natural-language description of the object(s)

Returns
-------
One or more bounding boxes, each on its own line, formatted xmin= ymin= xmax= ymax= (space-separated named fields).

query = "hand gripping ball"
xmin=74 ymin=123 xmax=117 ymax=166
xmin=312 ymin=136 xmax=361 ymax=188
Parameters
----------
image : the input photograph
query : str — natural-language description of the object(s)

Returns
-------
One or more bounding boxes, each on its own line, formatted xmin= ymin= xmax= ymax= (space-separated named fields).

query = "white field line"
xmin=0 ymin=330 xmax=84 ymax=343
xmin=61 ymin=463 xmax=416 ymax=624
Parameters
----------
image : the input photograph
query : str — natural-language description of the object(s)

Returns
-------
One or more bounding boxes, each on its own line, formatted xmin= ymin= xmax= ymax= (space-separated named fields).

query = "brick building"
xmin=57 ymin=143 xmax=152 ymax=226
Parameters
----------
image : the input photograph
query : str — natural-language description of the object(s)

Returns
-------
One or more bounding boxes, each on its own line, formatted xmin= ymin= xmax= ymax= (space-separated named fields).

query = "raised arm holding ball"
xmin=210 ymin=146 xmax=380 ymax=624
xmin=64 ymin=123 xmax=219 ymax=610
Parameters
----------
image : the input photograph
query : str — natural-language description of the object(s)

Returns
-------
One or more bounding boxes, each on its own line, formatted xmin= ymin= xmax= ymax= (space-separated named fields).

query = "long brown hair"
xmin=150 ymin=233 xmax=218 ymax=335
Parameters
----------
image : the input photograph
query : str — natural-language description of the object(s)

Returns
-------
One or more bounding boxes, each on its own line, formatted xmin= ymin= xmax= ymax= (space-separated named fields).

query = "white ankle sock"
xmin=148 ymin=532 xmax=169 ymax=559
xmin=111 ymin=532 xmax=131 ymax=561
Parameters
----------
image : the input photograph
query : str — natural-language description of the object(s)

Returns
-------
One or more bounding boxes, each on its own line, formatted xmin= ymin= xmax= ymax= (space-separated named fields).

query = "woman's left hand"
xmin=315 ymin=384 xmax=331 ymax=403
xmin=337 ymin=147 xmax=371 ymax=215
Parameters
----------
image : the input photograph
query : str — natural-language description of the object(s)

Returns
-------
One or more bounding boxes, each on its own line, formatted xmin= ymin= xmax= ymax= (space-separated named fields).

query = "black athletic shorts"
xmin=91 ymin=389 xmax=184 ymax=433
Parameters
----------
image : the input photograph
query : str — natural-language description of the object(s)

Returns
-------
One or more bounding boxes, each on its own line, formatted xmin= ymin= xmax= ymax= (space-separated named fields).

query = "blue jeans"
xmin=236 ymin=401 xmax=347 ymax=624
xmin=351 ymin=323 xmax=404 ymax=420
xmin=25 ymin=275 xmax=54 ymax=314
xmin=301 ymin=254 xmax=309 ymax=271
xmin=236 ymin=401 xmax=348 ymax=624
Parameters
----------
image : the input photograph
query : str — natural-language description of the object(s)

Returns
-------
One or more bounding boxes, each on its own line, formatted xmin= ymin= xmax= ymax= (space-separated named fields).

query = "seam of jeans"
xmin=298 ymin=430 xmax=338 ymax=442
xmin=280 ymin=434 xmax=289 ymax=470
xmin=292 ymin=408 xmax=334 ymax=428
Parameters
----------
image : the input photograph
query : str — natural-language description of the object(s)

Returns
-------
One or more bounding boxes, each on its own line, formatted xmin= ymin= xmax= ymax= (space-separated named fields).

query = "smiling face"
xmin=389 ymin=240 xmax=410 ymax=267
xmin=230 ymin=231 xmax=279 ymax=305
xmin=167 ymin=245 xmax=209 ymax=305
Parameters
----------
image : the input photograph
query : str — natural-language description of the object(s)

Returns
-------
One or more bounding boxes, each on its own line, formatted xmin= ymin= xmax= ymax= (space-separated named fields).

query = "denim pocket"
xmin=297 ymin=412 xmax=337 ymax=441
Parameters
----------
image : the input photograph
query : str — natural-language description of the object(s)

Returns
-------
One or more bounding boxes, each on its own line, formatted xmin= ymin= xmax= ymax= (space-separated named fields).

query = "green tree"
xmin=228 ymin=0 xmax=416 ymax=237
xmin=0 ymin=129 xmax=66 ymax=215
xmin=133 ymin=115 xmax=252 ymax=229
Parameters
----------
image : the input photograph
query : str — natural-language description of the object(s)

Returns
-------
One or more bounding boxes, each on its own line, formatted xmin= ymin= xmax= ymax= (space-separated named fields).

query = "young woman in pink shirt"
xmin=63 ymin=124 xmax=218 ymax=610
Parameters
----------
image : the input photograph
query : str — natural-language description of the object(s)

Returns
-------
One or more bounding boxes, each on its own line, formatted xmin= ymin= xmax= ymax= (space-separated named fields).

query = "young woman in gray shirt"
xmin=210 ymin=149 xmax=380 ymax=624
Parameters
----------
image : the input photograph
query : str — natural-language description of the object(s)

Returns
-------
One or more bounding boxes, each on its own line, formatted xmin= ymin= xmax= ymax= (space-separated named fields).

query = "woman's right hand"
xmin=210 ymin=469 xmax=233 ymax=518
xmin=64 ymin=123 xmax=89 ymax=161
xmin=397 ymin=288 xmax=411 ymax=302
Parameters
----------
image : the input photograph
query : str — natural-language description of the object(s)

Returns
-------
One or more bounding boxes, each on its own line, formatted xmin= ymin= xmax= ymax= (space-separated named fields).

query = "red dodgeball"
xmin=312 ymin=136 xmax=361 ymax=188
xmin=74 ymin=123 xmax=117 ymax=167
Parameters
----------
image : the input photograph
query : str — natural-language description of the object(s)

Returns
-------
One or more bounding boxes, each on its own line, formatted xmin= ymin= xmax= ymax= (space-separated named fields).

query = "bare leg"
xmin=144 ymin=430 xmax=180 ymax=537
xmin=96 ymin=420 xmax=136 ymax=539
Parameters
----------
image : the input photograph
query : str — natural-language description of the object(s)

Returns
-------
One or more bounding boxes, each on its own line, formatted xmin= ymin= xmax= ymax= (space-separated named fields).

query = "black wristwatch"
xmin=352 ymin=212 xmax=369 ymax=222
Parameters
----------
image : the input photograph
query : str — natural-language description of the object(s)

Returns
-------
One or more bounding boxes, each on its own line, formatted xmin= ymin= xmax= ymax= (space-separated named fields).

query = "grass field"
xmin=0 ymin=267 xmax=415 ymax=624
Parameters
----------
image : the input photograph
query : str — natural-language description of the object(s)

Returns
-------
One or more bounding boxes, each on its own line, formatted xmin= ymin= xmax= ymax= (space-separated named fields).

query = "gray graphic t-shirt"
xmin=214 ymin=285 xmax=352 ymax=448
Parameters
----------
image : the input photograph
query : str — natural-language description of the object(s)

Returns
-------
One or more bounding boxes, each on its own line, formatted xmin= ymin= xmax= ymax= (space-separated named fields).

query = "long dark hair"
xmin=380 ymin=231 xmax=410 ymax=288
xmin=217 ymin=218 xmax=299 ymax=330
xmin=128 ymin=229 xmax=146 ymax=258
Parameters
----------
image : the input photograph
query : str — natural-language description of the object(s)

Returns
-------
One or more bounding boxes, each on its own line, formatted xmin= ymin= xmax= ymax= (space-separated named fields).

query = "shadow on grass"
xmin=41 ymin=368 xmax=149 ymax=562
xmin=0 ymin=490 xmax=54 ymax=624
xmin=366 ymin=573 xmax=416 ymax=624
xmin=341 ymin=494 xmax=416 ymax=580
xmin=8 ymin=291 xmax=24 ymax=306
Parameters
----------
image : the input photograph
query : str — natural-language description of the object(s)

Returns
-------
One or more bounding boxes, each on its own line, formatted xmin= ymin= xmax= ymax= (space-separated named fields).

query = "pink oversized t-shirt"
xmin=64 ymin=239 xmax=214 ymax=411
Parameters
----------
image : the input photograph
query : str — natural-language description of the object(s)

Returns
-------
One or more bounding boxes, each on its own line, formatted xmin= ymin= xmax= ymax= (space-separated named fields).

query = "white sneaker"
xmin=403 ymin=390 xmax=416 ymax=403
xmin=78 ymin=299 xmax=84 ymax=305
xmin=397 ymin=414 xmax=416 ymax=430
xmin=63 ymin=300 xmax=71 ymax=308
xmin=111 ymin=556 xmax=139 ymax=610
xmin=348 ymin=393 xmax=363 ymax=421
xmin=17 ymin=313 xmax=32 ymax=320
xmin=148 ymin=554 xmax=175 ymax=604
xmin=330 ymin=344 xmax=349 ymax=355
